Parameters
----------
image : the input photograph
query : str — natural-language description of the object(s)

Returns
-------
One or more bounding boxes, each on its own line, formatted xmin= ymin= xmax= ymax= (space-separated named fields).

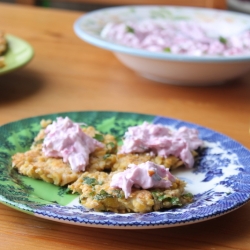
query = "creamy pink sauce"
xmin=110 ymin=161 xmax=176 ymax=198
xmin=42 ymin=117 xmax=103 ymax=172
xmin=119 ymin=122 xmax=203 ymax=168
xmin=101 ymin=20 xmax=250 ymax=56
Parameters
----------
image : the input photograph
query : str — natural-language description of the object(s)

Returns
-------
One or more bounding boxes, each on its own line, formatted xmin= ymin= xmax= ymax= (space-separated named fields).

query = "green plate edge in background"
xmin=0 ymin=34 xmax=34 ymax=75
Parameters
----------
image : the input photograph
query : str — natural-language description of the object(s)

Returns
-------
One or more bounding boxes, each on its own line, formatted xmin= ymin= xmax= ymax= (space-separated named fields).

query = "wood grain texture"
xmin=15 ymin=0 xmax=227 ymax=9
xmin=16 ymin=0 xmax=35 ymax=5
xmin=0 ymin=3 xmax=250 ymax=249
xmin=1 ymin=201 xmax=250 ymax=250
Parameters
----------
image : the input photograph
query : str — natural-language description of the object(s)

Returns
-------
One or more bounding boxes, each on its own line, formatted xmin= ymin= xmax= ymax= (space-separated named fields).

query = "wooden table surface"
xmin=1 ymin=3 xmax=250 ymax=249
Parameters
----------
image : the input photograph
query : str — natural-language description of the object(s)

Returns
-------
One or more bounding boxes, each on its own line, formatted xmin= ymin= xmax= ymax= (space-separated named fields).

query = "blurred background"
xmin=0 ymin=0 xmax=111 ymax=11
xmin=0 ymin=0 xmax=250 ymax=13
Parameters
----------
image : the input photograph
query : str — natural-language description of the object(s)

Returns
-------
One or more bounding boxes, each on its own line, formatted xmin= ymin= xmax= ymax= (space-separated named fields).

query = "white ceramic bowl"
xmin=74 ymin=6 xmax=250 ymax=86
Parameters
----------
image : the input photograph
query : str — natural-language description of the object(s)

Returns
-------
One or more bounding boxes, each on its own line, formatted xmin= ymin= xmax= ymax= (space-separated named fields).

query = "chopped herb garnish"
xmin=151 ymin=191 xmax=159 ymax=199
xmin=219 ymin=36 xmax=227 ymax=44
xmin=151 ymin=191 xmax=182 ymax=206
xmin=126 ymin=26 xmax=134 ymax=33
xmin=103 ymin=153 xmax=111 ymax=160
xmin=158 ymin=194 xmax=169 ymax=202
xmin=168 ymin=197 xmax=182 ymax=206
xmin=151 ymin=191 xmax=164 ymax=201
xmin=33 ymin=139 xmax=44 ymax=146
xmin=151 ymin=191 xmax=168 ymax=202
xmin=112 ymin=189 xmax=125 ymax=199
xmin=107 ymin=142 xmax=115 ymax=147
xmin=93 ymin=133 xmax=104 ymax=142
xmin=83 ymin=177 xmax=97 ymax=185
xmin=163 ymin=47 xmax=171 ymax=52
xmin=106 ymin=142 xmax=116 ymax=152
xmin=83 ymin=177 xmax=103 ymax=187
xmin=181 ymin=193 xmax=193 ymax=199
xmin=94 ymin=190 xmax=113 ymax=200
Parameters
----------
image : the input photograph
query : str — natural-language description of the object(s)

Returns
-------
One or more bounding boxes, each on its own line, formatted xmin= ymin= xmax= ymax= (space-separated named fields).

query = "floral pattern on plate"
xmin=0 ymin=111 xmax=249 ymax=229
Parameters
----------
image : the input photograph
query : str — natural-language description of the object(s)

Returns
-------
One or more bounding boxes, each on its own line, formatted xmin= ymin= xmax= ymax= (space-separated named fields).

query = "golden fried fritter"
xmin=12 ymin=119 xmax=195 ymax=213
xmin=12 ymin=149 xmax=81 ymax=186
xmin=12 ymin=120 xmax=118 ymax=186
xmin=69 ymin=171 xmax=192 ymax=213
xmin=112 ymin=152 xmax=184 ymax=172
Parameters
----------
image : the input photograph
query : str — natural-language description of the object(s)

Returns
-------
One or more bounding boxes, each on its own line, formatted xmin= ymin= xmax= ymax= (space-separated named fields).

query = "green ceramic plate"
xmin=0 ymin=34 xmax=34 ymax=75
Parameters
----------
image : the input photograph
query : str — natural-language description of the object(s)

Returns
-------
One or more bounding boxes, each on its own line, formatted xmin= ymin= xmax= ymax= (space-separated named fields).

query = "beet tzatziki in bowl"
xmin=74 ymin=5 xmax=250 ymax=86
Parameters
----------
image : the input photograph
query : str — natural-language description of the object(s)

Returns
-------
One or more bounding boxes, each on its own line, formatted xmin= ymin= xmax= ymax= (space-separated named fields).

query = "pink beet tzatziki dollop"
xmin=119 ymin=122 xmax=203 ymax=168
xmin=42 ymin=117 xmax=104 ymax=172
xmin=110 ymin=161 xmax=176 ymax=198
